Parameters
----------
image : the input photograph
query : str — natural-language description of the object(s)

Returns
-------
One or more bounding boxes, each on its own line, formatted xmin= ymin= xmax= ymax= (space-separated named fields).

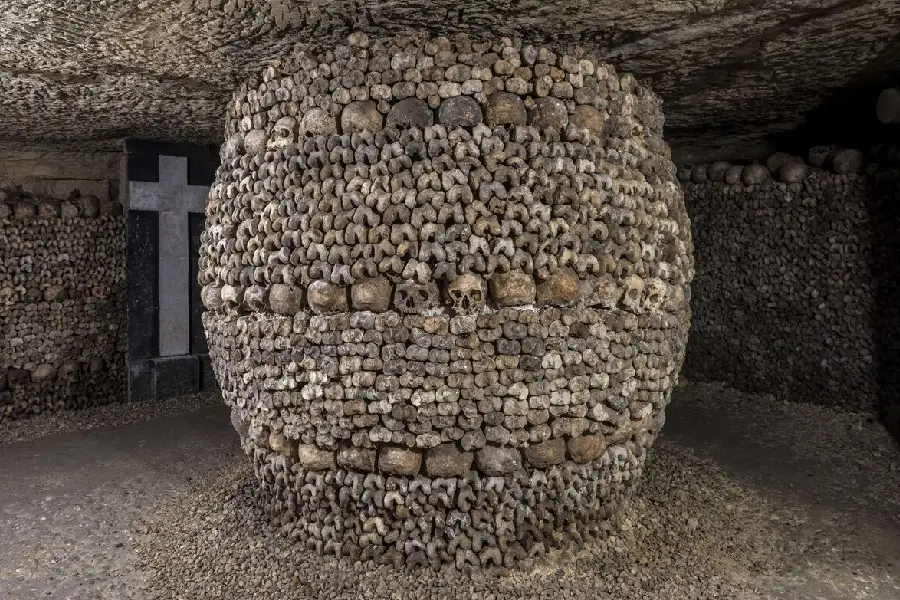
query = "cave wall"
xmin=0 ymin=153 xmax=127 ymax=421
xmin=681 ymin=148 xmax=900 ymax=416
xmin=0 ymin=148 xmax=120 ymax=202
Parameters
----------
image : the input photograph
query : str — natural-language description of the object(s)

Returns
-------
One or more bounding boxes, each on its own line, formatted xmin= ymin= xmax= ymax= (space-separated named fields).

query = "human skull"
xmin=447 ymin=273 xmax=485 ymax=314
xmin=528 ymin=97 xmax=568 ymax=130
xmin=91 ymin=284 xmax=111 ymax=299
xmin=394 ymin=281 xmax=439 ymax=314
xmin=267 ymin=116 xmax=298 ymax=151
xmin=6 ymin=368 xmax=29 ymax=387
xmin=0 ymin=286 xmax=18 ymax=306
xmin=832 ymin=148 xmax=865 ymax=174
xmin=57 ymin=360 xmax=80 ymax=383
xmin=489 ymin=270 xmax=535 ymax=307
xmin=808 ymin=145 xmax=834 ymax=168
xmin=37 ymin=199 xmax=59 ymax=218
xmin=244 ymin=285 xmax=269 ymax=311
xmin=98 ymin=200 xmax=124 ymax=216
xmin=642 ymin=277 xmax=667 ymax=312
xmin=43 ymin=284 xmax=67 ymax=302
xmin=350 ymin=277 xmax=392 ymax=312
xmin=59 ymin=201 xmax=79 ymax=218
xmin=32 ymin=364 xmax=56 ymax=382
xmin=663 ymin=283 xmax=687 ymax=312
xmin=620 ymin=275 xmax=644 ymax=313
xmin=438 ymin=96 xmax=484 ymax=129
xmin=587 ymin=274 xmax=622 ymax=308
xmin=221 ymin=284 xmax=244 ymax=311
xmin=13 ymin=201 xmax=36 ymax=218
xmin=340 ymin=100 xmax=383 ymax=133
xmin=201 ymin=285 xmax=224 ymax=311
xmin=485 ymin=92 xmax=527 ymax=127
xmin=707 ymin=161 xmax=730 ymax=182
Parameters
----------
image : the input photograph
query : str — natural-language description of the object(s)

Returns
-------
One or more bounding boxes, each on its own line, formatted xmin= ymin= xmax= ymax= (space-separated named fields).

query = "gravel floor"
xmin=0 ymin=403 xmax=236 ymax=600
xmin=135 ymin=439 xmax=781 ymax=600
xmin=0 ymin=391 xmax=221 ymax=445
xmin=1 ymin=382 xmax=898 ymax=600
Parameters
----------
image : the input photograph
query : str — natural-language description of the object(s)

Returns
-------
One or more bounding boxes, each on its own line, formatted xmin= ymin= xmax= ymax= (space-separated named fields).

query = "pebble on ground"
xmin=134 ymin=436 xmax=782 ymax=600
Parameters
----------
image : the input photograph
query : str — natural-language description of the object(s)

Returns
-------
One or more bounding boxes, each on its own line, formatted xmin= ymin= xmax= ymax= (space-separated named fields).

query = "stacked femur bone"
xmin=200 ymin=32 xmax=693 ymax=569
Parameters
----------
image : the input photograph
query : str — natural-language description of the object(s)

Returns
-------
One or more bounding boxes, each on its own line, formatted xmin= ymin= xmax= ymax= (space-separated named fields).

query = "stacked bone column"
xmin=200 ymin=33 xmax=692 ymax=568
xmin=0 ymin=192 xmax=127 ymax=420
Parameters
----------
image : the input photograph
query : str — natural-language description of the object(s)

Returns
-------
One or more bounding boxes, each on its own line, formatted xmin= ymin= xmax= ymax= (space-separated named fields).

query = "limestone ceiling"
xmin=0 ymin=0 xmax=898 ymax=162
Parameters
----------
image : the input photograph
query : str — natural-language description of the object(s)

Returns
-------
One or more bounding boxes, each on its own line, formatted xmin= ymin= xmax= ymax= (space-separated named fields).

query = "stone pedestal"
xmin=200 ymin=33 xmax=692 ymax=568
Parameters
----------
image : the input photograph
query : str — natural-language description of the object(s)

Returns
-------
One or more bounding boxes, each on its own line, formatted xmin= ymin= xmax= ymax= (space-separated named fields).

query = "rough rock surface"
xmin=0 ymin=1 xmax=897 ymax=160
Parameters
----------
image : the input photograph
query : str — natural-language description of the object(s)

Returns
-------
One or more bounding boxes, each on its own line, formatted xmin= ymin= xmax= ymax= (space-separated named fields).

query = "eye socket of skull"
xmin=628 ymin=288 xmax=640 ymax=300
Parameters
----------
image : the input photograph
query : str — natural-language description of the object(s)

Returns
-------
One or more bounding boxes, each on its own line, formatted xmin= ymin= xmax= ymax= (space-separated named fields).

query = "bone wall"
xmin=202 ymin=32 xmax=693 ymax=568
xmin=0 ymin=184 xmax=127 ymax=421
xmin=681 ymin=146 xmax=900 ymax=414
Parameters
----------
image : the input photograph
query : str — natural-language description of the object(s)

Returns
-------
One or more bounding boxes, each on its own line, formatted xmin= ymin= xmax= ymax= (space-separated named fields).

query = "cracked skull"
xmin=57 ymin=360 xmax=80 ymax=383
xmin=621 ymin=274 xmax=645 ymax=313
xmin=447 ymin=273 xmax=485 ymax=314
xmin=394 ymin=281 xmax=439 ymax=314
xmin=267 ymin=116 xmax=297 ymax=151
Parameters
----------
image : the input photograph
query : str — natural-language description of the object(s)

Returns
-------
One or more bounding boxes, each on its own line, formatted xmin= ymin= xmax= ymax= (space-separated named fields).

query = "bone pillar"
xmin=200 ymin=32 xmax=693 ymax=569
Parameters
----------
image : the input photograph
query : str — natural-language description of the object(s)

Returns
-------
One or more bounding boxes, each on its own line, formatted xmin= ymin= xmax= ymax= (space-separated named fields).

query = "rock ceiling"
xmin=0 ymin=0 xmax=898 ymax=162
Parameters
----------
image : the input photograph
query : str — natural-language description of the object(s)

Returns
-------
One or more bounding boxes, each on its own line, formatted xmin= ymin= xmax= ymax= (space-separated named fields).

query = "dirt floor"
xmin=0 ymin=382 xmax=897 ymax=599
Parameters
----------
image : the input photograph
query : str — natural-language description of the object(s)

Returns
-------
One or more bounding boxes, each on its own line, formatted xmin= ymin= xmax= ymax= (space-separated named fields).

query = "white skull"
xmin=642 ymin=277 xmax=667 ymax=312
xmin=620 ymin=275 xmax=644 ymax=313
xmin=267 ymin=116 xmax=298 ymax=151
xmin=447 ymin=273 xmax=485 ymax=314
xmin=221 ymin=284 xmax=244 ymax=311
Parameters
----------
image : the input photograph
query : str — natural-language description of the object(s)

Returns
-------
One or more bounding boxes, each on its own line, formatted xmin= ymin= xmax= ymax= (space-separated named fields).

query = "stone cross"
xmin=128 ymin=155 xmax=208 ymax=357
